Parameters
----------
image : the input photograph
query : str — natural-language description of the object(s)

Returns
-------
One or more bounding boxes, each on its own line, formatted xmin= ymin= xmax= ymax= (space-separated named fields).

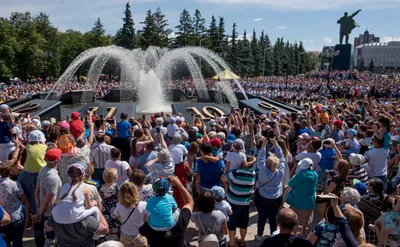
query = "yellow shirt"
xmin=24 ymin=144 xmax=47 ymax=173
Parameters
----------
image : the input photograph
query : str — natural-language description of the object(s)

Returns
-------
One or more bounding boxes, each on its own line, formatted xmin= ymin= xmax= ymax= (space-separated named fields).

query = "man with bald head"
xmin=259 ymin=208 xmax=313 ymax=247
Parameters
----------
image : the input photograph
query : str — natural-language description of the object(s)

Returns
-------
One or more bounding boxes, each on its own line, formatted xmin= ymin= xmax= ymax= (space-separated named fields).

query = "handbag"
xmin=121 ymin=206 xmax=136 ymax=225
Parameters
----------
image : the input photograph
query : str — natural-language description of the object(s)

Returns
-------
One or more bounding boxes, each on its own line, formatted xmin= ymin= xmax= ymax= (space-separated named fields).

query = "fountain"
xmin=46 ymin=45 xmax=247 ymax=112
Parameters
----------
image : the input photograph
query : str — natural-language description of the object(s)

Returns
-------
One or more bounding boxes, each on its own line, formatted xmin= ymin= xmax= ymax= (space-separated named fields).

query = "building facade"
xmin=354 ymin=41 xmax=400 ymax=69
xmin=354 ymin=30 xmax=380 ymax=48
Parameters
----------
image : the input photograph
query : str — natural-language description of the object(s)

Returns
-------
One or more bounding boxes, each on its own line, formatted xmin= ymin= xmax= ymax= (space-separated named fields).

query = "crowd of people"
xmin=1 ymin=71 xmax=399 ymax=104
xmin=0 ymin=70 xmax=400 ymax=247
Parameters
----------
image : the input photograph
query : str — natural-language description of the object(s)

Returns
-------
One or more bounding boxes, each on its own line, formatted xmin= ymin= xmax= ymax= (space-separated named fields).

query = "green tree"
xmin=175 ymin=9 xmax=194 ymax=47
xmin=368 ymin=59 xmax=374 ymax=72
xmin=91 ymin=17 xmax=105 ymax=47
xmin=227 ymin=22 xmax=238 ymax=71
xmin=216 ymin=16 xmax=226 ymax=56
xmin=298 ymin=41 xmax=306 ymax=73
xmin=153 ymin=8 xmax=172 ymax=47
xmin=208 ymin=15 xmax=219 ymax=52
xmin=237 ymin=30 xmax=254 ymax=76
xmin=139 ymin=10 xmax=157 ymax=49
xmin=192 ymin=9 xmax=205 ymax=45
xmin=115 ymin=2 xmax=136 ymax=49
xmin=251 ymin=29 xmax=261 ymax=76
xmin=0 ymin=18 xmax=16 ymax=78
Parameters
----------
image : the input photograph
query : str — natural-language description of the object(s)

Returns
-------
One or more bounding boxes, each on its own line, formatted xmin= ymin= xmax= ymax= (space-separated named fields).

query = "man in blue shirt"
xmin=116 ymin=113 xmax=132 ymax=161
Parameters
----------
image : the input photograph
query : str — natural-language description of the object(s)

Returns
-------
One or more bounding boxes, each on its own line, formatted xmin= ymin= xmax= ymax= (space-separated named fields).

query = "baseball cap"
xmin=192 ymin=126 xmax=199 ymax=132
xmin=211 ymin=186 xmax=225 ymax=200
xmin=296 ymin=158 xmax=313 ymax=173
xmin=209 ymin=119 xmax=216 ymax=126
xmin=28 ymin=130 xmax=46 ymax=143
xmin=349 ymin=153 xmax=365 ymax=166
xmin=59 ymin=121 xmax=70 ymax=130
xmin=347 ymin=128 xmax=357 ymax=137
xmin=67 ymin=163 xmax=85 ymax=178
xmin=217 ymin=132 xmax=226 ymax=141
xmin=210 ymin=137 xmax=222 ymax=148
xmin=298 ymin=133 xmax=310 ymax=140
xmin=233 ymin=139 xmax=244 ymax=149
xmin=44 ymin=148 xmax=62 ymax=162
xmin=71 ymin=112 xmax=80 ymax=120
xmin=0 ymin=104 xmax=10 ymax=109
xmin=42 ymin=120 xmax=51 ymax=127
xmin=168 ymin=117 xmax=175 ymax=123
xmin=353 ymin=180 xmax=367 ymax=196
xmin=227 ymin=134 xmax=236 ymax=143
xmin=152 ymin=177 xmax=170 ymax=194
xmin=333 ymin=120 xmax=343 ymax=128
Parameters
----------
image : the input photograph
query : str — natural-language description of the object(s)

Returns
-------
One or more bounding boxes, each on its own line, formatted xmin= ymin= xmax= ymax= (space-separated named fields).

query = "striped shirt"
xmin=226 ymin=167 xmax=256 ymax=206
xmin=90 ymin=142 xmax=115 ymax=169
xmin=346 ymin=166 xmax=368 ymax=186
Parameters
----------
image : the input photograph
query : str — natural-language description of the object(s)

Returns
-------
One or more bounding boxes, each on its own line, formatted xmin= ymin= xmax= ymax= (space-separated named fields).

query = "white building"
xmin=354 ymin=41 xmax=400 ymax=69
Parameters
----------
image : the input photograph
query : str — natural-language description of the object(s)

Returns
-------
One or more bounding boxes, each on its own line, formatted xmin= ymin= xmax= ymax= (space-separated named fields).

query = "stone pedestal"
xmin=332 ymin=44 xmax=351 ymax=70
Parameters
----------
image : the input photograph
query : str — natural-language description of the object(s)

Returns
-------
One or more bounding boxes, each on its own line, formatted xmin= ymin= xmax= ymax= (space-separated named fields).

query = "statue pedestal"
xmin=332 ymin=44 xmax=351 ymax=70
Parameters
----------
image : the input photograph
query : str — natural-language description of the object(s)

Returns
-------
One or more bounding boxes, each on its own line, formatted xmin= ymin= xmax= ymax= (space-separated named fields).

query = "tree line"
xmin=0 ymin=2 xmax=319 ymax=81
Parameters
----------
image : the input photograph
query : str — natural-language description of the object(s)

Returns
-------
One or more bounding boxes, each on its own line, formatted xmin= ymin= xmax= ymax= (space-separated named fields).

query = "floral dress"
xmin=97 ymin=183 xmax=121 ymax=243
xmin=312 ymin=221 xmax=344 ymax=247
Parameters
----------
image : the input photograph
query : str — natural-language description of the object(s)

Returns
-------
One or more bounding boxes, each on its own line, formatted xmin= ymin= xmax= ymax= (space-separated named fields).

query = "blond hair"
xmin=266 ymin=156 xmax=279 ymax=172
xmin=118 ymin=182 xmax=139 ymax=208
xmin=103 ymin=168 xmax=117 ymax=184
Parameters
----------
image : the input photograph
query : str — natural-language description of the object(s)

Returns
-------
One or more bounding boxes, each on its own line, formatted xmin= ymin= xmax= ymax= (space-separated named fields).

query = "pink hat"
xmin=298 ymin=133 xmax=310 ymax=140
xmin=59 ymin=121 xmax=70 ymax=130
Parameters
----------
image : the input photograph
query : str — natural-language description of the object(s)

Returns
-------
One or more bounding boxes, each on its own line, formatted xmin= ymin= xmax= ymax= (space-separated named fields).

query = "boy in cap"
xmin=224 ymin=139 xmax=247 ymax=173
xmin=211 ymin=186 xmax=232 ymax=220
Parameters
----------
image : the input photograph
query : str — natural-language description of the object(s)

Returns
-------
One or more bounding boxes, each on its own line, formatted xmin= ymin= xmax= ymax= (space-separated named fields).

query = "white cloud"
xmin=303 ymin=40 xmax=315 ymax=43
xmin=197 ymin=0 xmax=400 ymax=10
xmin=382 ymin=36 xmax=400 ymax=42
xmin=323 ymin=37 xmax=333 ymax=44
xmin=276 ymin=25 xmax=287 ymax=29
xmin=253 ymin=17 xmax=262 ymax=22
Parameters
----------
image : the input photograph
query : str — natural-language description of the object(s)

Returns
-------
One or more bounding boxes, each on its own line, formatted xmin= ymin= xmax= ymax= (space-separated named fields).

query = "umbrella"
xmin=212 ymin=70 xmax=241 ymax=80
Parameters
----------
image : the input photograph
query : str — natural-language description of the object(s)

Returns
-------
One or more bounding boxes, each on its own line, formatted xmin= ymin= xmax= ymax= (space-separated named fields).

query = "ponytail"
xmin=130 ymin=137 xmax=137 ymax=156
xmin=57 ymin=177 xmax=83 ymax=203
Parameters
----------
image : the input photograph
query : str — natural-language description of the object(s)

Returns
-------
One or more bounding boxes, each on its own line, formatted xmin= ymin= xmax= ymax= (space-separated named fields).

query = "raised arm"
xmin=350 ymin=9 xmax=361 ymax=18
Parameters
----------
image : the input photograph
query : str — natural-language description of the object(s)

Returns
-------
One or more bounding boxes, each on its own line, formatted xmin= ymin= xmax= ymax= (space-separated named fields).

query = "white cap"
xmin=0 ymin=104 xmax=10 ymax=110
xmin=296 ymin=158 xmax=313 ymax=173
xmin=28 ymin=130 xmax=46 ymax=143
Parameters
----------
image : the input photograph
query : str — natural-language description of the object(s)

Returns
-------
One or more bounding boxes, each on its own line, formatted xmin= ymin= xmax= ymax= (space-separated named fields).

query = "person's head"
xmin=157 ymin=148 xmax=171 ymax=163
xmin=172 ymin=133 xmax=182 ymax=144
xmin=181 ymin=132 xmax=189 ymax=142
xmin=110 ymin=148 xmax=121 ymax=160
xmin=371 ymin=136 xmax=383 ymax=148
xmin=155 ymin=117 xmax=163 ymax=126
xmin=44 ymin=148 xmax=62 ymax=168
xmin=188 ymin=142 xmax=199 ymax=154
xmin=95 ymin=133 xmax=106 ymax=143
xmin=28 ymin=130 xmax=46 ymax=144
xmin=277 ymin=138 xmax=289 ymax=156
xmin=152 ymin=177 xmax=170 ymax=196
xmin=58 ymin=163 xmax=86 ymax=202
xmin=134 ymin=129 xmax=144 ymax=139
xmin=266 ymin=156 xmax=279 ymax=172
xmin=211 ymin=186 xmax=225 ymax=202
xmin=210 ymin=137 xmax=222 ymax=149
xmin=343 ymin=208 xmax=365 ymax=244
xmin=120 ymin=113 xmax=128 ymax=120
xmin=59 ymin=121 xmax=70 ymax=135
xmin=196 ymin=191 xmax=215 ymax=214
xmin=76 ymin=138 xmax=86 ymax=148
xmin=367 ymin=178 xmax=384 ymax=196
xmin=103 ymin=168 xmax=117 ymax=184
xmin=349 ymin=153 xmax=365 ymax=167
xmin=97 ymin=241 xmax=124 ymax=247
xmin=277 ymin=208 xmax=298 ymax=232
xmin=335 ymin=159 xmax=350 ymax=179
xmin=208 ymin=131 xmax=217 ymax=140
xmin=233 ymin=139 xmax=244 ymax=151
xmin=130 ymin=169 xmax=147 ymax=186
xmin=0 ymin=162 xmax=12 ymax=178
xmin=344 ymin=12 xmax=348 ymax=16
xmin=118 ymin=182 xmax=139 ymax=208
xmin=309 ymin=139 xmax=322 ymax=152
xmin=346 ymin=128 xmax=357 ymax=138
xmin=200 ymin=142 xmax=213 ymax=155
xmin=378 ymin=116 xmax=390 ymax=130
xmin=340 ymin=187 xmax=361 ymax=205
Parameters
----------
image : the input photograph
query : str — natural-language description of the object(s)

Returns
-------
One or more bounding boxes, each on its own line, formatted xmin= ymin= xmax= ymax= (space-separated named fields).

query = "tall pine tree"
xmin=193 ymin=9 xmax=205 ymax=45
xmin=175 ymin=9 xmax=194 ymax=47
xmin=227 ymin=22 xmax=238 ymax=71
xmin=237 ymin=30 xmax=254 ymax=76
xmin=153 ymin=8 xmax=172 ymax=47
xmin=115 ymin=2 xmax=136 ymax=49
xmin=298 ymin=41 xmax=306 ymax=74
xmin=251 ymin=29 xmax=260 ymax=76
xmin=216 ymin=16 xmax=226 ymax=56
xmin=91 ymin=17 xmax=105 ymax=47
xmin=139 ymin=10 xmax=157 ymax=49
xmin=208 ymin=16 xmax=219 ymax=52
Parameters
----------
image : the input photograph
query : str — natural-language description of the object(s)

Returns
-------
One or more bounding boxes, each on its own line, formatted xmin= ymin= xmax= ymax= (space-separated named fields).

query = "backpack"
xmin=197 ymin=214 xmax=219 ymax=247
xmin=57 ymin=134 xmax=73 ymax=153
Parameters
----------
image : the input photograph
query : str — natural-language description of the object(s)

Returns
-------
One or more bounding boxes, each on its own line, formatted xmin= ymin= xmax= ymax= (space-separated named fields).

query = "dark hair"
xmin=0 ymin=162 xmax=12 ymax=178
xmin=368 ymin=178 xmax=384 ymax=201
xmin=366 ymin=130 xmax=374 ymax=138
xmin=130 ymin=129 xmax=144 ymax=156
xmin=111 ymin=148 xmax=121 ymax=159
xmin=196 ymin=191 xmax=215 ymax=214
xmin=326 ymin=206 xmax=336 ymax=224
xmin=378 ymin=116 xmax=390 ymax=130
xmin=96 ymin=133 xmax=106 ymax=143
xmin=145 ymin=142 xmax=155 ymax=151
xmin=310 ymin=140 xmax=322 ymax=152
xmin=120 ymin=113 xmax=128 ymax=119
xmin=200 ymin=143 xmax=213 ymax=155
xmin=277 ymin=209 xmax=298 ymax=231
xmin=130 ymin=169 xmax=146 ymax=186
xmin=188 ymin=142 xmax=199 ymax=154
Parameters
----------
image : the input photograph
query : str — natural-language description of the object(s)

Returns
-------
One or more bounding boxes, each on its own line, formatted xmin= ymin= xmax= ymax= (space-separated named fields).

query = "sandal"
xmin=235 ymin=237 xmax=246 ymax=247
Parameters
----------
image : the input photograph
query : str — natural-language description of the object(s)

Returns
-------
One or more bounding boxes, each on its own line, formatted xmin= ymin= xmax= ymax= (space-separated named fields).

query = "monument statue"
xmin=337 ymin=9 xmax=361 ymax=45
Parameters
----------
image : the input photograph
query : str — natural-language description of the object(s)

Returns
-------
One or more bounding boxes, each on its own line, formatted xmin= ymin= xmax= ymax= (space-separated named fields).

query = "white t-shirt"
xmin=113 ymin=201 xmax=147 ymax=236
xmin=215 ymin=200 xmax=231 ymax=219
xmin=105 ymin=159 xmax=130 ymax=183
xmin=364 ymin=148 xmax=389 ymax=177
xmin=225 ymin=151 xmax=246 ymax=171
xmin=168 ymin=144 xmax=188 ymax=164
xmin=295 ymin=151 xmax=322 ymax=169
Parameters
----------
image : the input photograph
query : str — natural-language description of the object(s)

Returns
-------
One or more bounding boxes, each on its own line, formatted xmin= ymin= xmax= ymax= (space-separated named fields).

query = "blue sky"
xmin=1 ymin=0 xmax=399 ymax=51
